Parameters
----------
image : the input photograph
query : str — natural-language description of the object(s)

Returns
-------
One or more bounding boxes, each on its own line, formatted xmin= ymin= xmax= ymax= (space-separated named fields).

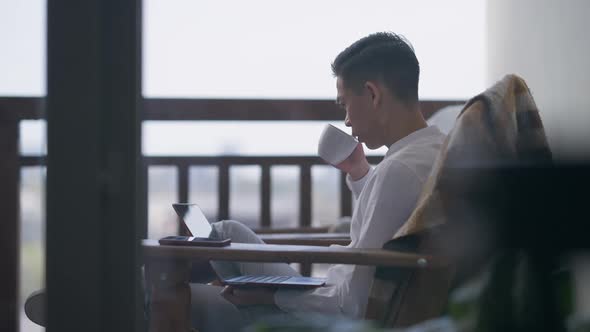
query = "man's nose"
xmin=344 ymin=114 xmax=351 ymax=127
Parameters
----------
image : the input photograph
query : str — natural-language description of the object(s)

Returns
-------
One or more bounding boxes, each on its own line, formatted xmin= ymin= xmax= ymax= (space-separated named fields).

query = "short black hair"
xmin=332 ymin=32 xmax=420 ymax=104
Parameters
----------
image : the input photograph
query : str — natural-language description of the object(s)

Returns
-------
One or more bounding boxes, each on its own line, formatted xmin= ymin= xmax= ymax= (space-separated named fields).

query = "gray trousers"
xmin=190 ymin=220 xmax=301 ymax=332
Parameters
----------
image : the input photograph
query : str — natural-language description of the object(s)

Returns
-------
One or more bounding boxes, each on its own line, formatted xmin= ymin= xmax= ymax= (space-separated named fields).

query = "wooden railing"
xmin=0 ymin=98 xmax=462 ymax=234
xmin=148 ymin=155 xmax=384 ymax=229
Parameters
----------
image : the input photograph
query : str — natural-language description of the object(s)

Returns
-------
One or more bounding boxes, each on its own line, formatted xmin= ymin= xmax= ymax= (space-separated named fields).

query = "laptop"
xmin=172 ymin=203 xmax=326 ymax=288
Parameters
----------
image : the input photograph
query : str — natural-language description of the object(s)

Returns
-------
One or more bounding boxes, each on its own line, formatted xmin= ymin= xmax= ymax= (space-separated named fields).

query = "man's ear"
xmin=364 ymin=81 xmax=381 ymax=108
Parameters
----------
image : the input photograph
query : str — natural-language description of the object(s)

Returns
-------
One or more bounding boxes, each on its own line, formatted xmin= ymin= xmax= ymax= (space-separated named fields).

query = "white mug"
xmin=317 ymin=124 xmax=359 ymax=165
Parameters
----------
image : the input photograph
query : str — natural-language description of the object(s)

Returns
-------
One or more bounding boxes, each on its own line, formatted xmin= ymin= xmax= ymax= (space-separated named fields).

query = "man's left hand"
xmin=220 ymin=285 xmax=276 ymax=306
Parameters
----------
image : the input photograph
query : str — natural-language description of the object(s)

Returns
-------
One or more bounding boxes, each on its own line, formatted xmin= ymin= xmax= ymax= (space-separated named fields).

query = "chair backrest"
xmin=395 ymin=75 xmax=551 ymax=240
xmin=365 ymin=74 xmax=552 ymax=328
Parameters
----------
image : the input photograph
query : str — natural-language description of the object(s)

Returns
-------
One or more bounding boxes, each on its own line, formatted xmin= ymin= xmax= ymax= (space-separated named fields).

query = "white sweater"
xmin=274 ymin=125 xmax=446 ymax=319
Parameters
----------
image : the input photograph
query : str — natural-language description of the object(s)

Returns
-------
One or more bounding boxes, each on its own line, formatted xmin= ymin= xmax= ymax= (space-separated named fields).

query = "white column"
xmin=487 ymin=0 xmax=590 ymax=159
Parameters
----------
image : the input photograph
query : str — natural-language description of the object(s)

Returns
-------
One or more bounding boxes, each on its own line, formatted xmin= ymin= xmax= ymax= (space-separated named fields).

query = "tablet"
xmin=163 ymin=203 xmax=232 ymax=247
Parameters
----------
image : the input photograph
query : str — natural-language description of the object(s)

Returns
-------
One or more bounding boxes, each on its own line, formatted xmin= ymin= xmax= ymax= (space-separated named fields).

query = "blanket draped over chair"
xmin=366 ymin=74 xmax=553 ymax=327
xmin=394 ymin=74 xmax=552 ymax=240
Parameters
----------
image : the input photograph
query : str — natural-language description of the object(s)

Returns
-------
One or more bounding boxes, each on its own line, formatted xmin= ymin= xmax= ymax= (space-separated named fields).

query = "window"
xmin=0 ymin=1 xmax=46 ymax=96
xmin=1 ymin=2 xmax=46 ymax=331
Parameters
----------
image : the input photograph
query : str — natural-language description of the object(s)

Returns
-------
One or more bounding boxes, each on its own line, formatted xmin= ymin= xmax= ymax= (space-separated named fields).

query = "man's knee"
xmin=216 ymin=219 xmax=243 ymax=232
xmin=214 ymin=220 xmax=249 ymax=237
xmin=213 ymin=220 xmax=262 ymax=244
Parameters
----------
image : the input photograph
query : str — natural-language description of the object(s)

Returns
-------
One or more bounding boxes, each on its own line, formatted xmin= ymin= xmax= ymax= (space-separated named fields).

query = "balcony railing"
xmin=2 ymin=97 xmax=463 ymax=281
xmin=3 ymin=97 xmax=462 ymax=229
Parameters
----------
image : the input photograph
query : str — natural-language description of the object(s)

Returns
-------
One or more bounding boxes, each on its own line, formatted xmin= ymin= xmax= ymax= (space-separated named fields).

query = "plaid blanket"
xmin=393 ymin=74 xmax=552 ymax=239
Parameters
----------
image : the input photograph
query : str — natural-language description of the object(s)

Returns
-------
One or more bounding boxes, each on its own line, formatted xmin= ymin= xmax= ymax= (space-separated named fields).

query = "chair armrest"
xmin=259 ymin=233 xmax=350 ymax=246
xmin=254 ymin=226 xmax=331 ymax=234
xmin=142 ymin=240 xmax=446 ymax=269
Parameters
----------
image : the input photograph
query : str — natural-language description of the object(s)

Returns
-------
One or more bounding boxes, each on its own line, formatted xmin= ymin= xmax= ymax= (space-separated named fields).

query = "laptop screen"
xmin=172 ymin=203 xmax=212 ymax=238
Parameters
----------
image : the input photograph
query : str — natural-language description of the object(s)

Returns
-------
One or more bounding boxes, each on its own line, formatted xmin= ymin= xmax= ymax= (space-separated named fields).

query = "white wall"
xmin=487 ymin=0 xmax=590 ymax=159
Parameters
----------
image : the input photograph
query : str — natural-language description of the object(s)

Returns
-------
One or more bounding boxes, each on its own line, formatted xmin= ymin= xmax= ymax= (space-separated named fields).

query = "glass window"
xmin=271 ymin=166 xmax=299 ymax=229
xmin=0 ymin=1 xmax=46 ymax=96
xmin=312 ymin=165 xmax=340 ymax=227
xmin=230 ymin=166 xmax=261 ymax=228
xmin=20 ymin=167 xmax=45 ymax=332
xmin=20 ymin=120 xmax=47 ymax=156
xmin=2 ymin=2 xmax=47 ymax=331
xmin=148 ymin=166 xmax=179 ymax=239
xmin=189 ymin=166 xmax=219 ymax=222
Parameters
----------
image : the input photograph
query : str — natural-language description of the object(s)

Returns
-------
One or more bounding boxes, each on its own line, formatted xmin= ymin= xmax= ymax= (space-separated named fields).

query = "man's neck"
xmin=381 ymin=104 xmax=428 ymax=148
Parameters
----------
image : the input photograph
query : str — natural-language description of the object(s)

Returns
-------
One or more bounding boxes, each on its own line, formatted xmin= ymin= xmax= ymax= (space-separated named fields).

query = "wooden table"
xmin=142 ymin=240 xmax=443 ymax=332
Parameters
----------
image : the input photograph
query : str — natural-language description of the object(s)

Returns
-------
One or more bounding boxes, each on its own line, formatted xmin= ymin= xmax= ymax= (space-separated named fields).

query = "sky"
xmin=2 ymin=0 xmax=486 ymax=156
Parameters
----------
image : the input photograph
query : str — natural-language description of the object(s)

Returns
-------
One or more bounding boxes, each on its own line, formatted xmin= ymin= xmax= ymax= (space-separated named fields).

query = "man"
xmin=189 ymin=32 xmax=446 ymax=331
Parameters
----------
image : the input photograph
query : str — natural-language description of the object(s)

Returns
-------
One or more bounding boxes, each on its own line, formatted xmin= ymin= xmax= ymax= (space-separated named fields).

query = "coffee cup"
xmin=317 ymin=124 xmax=359 ymax=165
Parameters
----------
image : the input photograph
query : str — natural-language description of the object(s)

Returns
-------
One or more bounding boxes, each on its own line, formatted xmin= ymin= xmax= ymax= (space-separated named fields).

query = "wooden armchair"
xmin=142 ymin=224 xmax=452 ymax=332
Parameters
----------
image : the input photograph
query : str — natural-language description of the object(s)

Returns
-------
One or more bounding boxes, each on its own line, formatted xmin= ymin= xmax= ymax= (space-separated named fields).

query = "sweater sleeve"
xmin=345 ymin=166 xmax=374 ymax=200
xmin=274 ymin=161 xmax=423 ymax=318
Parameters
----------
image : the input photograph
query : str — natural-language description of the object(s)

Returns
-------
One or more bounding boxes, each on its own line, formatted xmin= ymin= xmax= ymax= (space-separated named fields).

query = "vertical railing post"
xmin=177 ymin=164 xmax=189 ymax=235
xmin=139 ymin=161 xmax=148 ymax=239
xmin=260 ymin=164 xmax=271 ymax=228
xmin=177 ymin=164 xmax=189 ymax=204
xmin=340 ymin=172 xmax=352 ymax=217
xmin=299 ymin=164 xmax=312 ymax=228
xmin=218 ymin=162 xmax=230 ymax=221
xmin=299 ymin=163 xmax=313 ymax=276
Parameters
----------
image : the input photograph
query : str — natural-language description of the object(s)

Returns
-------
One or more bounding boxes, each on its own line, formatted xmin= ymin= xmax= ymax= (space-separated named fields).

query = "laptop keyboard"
xmin=230 ymin=275 xmax=291 ymax=284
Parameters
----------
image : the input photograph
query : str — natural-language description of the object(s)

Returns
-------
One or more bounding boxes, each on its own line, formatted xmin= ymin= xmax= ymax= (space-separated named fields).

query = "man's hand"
xmin=220 ymin=285 xmax=276 ymax=306
xmin=333 ymin=143 xmax=371 ymax=181
xmin=208 ymin=278 xmax=223 ymax=286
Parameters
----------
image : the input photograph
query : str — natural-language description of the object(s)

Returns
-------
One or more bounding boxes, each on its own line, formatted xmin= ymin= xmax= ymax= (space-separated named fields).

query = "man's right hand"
xmin=208 ymin=278 xmax=223 ymax=286
xmin=333 ymin=143 xmax=371 ymax=181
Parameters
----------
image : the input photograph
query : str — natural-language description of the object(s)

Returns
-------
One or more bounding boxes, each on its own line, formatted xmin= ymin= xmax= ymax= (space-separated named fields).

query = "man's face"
xmin=336 ymin=77 xmax=381 ymax=149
